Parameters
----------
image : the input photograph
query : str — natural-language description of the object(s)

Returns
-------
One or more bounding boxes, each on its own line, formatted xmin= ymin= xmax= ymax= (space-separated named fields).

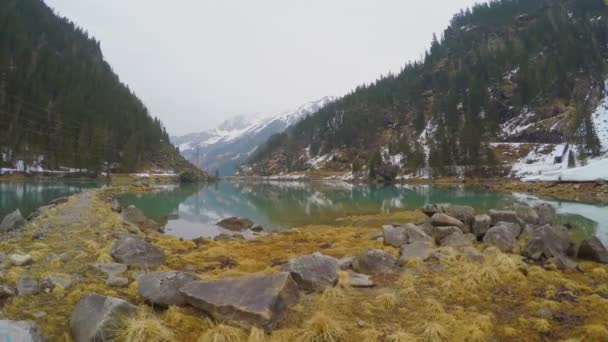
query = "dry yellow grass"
xmin=118 ymin=308 xmax=174 ymax=342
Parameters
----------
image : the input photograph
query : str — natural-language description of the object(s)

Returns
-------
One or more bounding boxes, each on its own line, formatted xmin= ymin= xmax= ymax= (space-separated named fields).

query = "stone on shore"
xmin=403 ymin=223 xmax=433 ymax=244
xmin=488 ymin=210 xmax=522 ymax=227
xmin=431 ymin=226 xmax=463 ymax=243
xmin=577 ymin=237 xmax=608 ymax=264
xmin=431 ymin=213 xmax=466 ymax=231
xmin=0 ymin=320 xmax=44 ymax=342
xmin=347 ymin=272 xmax=374 ymax=288
xmin=522 ymin=225 xmax=576 ymax=269
xmin=494 ymin=221 xmax=523 ymax=239
xmin=534 ymin=203 xmax=556 ymax=226
xmin=216 ymin=217 xmax=255 ymax=231
xmin=421 ymin=204 xmax=450 ymax=217
xmin=440 ymin=232 xmax=476 ymax=248
xmin=70 ymin=293 xmax=137 ymax=342
xmin=27 ymin=205 xmax=53 ymax=221
xmin=281 ymin=252 xmax=338 ymax=292
xmin=121 ymin=205 xmax=161 ymax=232
xmin=352 ymin=249 xmax=397 ymax=275
xmin=382 ymin=225 xmax=408 ymax=247
xmin=515 ymin=205 xmax=540 ymax=225
xmin=179 ymin=272 xmax=299 ymax=331
xmin=1 ymin=209 xmax=26 ymax=233
xmin=399 ymin=242 xmax=435 ymax=265
xmin=472 ymin=214 xmax=491 ymax=239
xmin=110 ymin=236 xmax=165 ymax=268
xmin=483 ymin=226 xmax=518 ymax=253
xmin=444 ymin=205 xmax=475 ymax=232
xmin=138 ymin=271 xmax=199 ymax=306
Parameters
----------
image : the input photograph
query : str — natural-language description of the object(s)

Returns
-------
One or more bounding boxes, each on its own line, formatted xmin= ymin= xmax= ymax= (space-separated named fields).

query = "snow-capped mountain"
xmin=171 ymin=96 xmax=335 ymax=175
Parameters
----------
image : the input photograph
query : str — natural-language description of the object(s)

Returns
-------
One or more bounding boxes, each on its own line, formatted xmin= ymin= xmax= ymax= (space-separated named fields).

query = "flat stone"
xmin=70 ymin=293 xmax=137 ymax=342
xmin=17 ymin=277 xmax=39 ymax=296
xmin=281 ymin=252 xmax=338 ymax=292
xmin=106 ymin=275 xmax=129 ymax=287
xmin=347 ymin=272 xmax=374 ymax=288
xmin=352 ymin=249 xmax=397 ymax=275
xmin=488 ymin=210 xmax=523 ymax=227
xmin=179 ymin=272 xmax=299 ymax=331
xmin=578 ymin=237 xmax=608 ymax=264
xmin=515 ymin=205 xmax=540 ymax=225
xmin=483 ymin=226 xmax=517 ymax=253
xmin=382 ymin=225 xmax=408 ymax=247
xmin=138 ymin=271 xmax=198 ymax=306
xmin=216 ymin=217 xmax=255 ymax=231
xmin=110 ymin=236 xmax=165 ymax=268
xmin=399 ymin=241 xmax=435 ymax=265
xmin=472 ymin=214 xmax=491 ymax=239
xmin=440 ymin=232 xmax=476 ymax=247
xmin=91 ymin=262 xmax=127 ymax=277
xmin=0 ymin=320 xmax=44 ymax=342
xmin=402 ymin=224 xmax=433 ymax=243
xmin=0 ymin=209 xmax=26 ymax=233
xmin=10 ymin=254 xmax=33 ymax=266
xmin=431 ymin=213 xmax=465 ymax=231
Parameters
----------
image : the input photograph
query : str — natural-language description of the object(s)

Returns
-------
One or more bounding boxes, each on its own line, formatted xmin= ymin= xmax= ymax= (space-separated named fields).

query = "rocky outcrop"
xmin=70 ymin=293 xmax=137 ymax=342
xmin=121 ymin=205 xmax=161 ymax=232
xmin=577 ymin=237 xmax=608 ymax=264
xmin=281 ymin=253 xmax=338 ymax=292
xmin=138 ymin=271 xmax=199 ymax=306
xmin=179 ymin=272 xmax=299 ymax=331
xmin=353 ymin=249 xmax=397 ymax=274
xmin=0 ymin=209 xmax=26 ymax=233
xmin=216 ymin=217 xmax=255 ymax=231
xmin=382 ymin=225 xmax=408 ymax=247
xmin=110 ymin=236 xmax=165 ymax=268
xmin=399 ymin=242 xmax=435 ymax=265
xmin=0 ymin=320 xmax=44 ymax=342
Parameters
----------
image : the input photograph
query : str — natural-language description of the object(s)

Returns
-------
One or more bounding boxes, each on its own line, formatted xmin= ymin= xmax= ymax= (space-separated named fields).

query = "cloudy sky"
xmin=44 ymin=0 xmax=483 ymax=136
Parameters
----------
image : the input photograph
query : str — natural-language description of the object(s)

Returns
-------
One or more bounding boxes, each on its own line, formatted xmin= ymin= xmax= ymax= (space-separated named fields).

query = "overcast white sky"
xmin=44 ymin=0 xmax=483 ymax=136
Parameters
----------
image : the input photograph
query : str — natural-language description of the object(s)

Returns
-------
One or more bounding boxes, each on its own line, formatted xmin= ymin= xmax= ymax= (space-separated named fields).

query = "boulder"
xmin=421 ymin=204 xmax=450 ymax=217
xmin=121 ymin=205 xmax=161 ymax=232
xmin=0 ymin=320 xmax=44 ymax=342
xmin=347 ymin=272 xmax=374 ymax=288
xmin=494 ymin=221 xmax=523 ymax=239
xmin=10 ymin=254 xmax=33 ymax=266
xmin=472 ymin=214 xmax=491 ymax=239
xmin=522 ymin=225 xmax=576 ymax=267
xmin=483 ymin=226 xmax=518 ymax=253
xmin=577 ymin=237 xmax=608 ymax=264
xmin=17 ymin=277 xmax=39 ymax=296
xmin=488 ymin=210 xmax=523 ymax=227
xmin=431 ymin=226 xmax=463 ymax=243
xmin=402 ymin=224 xmax=433 ymax=244
xmin=216 ymin=217 xmax=255 ymax=231
xmin=91 ymin=262 xmax=127 ymax=278
xmin=534 ymin=203 xmax=556 ymax=226
xmin=440 ymin=232 xmax=476 ymax=248
xmin=444 ymin=205 xmax=475 ymax=232
xmin=352 ymin=249 xmax=397 ymax=275
xmin=431 ymin=213 xmax=465 ymax=231
xmin=0 ymin=209 xmax=26 ymax=233
xmin=382 ymin=225 xmax=408 ymax=247
xmin=70 ymin=293 xmax=137 ymax=342
xmin=106 ymin=275 xmax=128 ymax=287
xmin=138 ymin=271 xmax=199 ymax=306
xmin=515 ymin=205 xmax=540 ymax=225
xmin=179 ymin=272 xmax=299 ymax=331
xmin=399 ymin=242 xmax=435 ymax=265
xmin=281 ymin=252 xmax=338 ymax=292
xmin=110 ymin=237 xmax=165 ymax=268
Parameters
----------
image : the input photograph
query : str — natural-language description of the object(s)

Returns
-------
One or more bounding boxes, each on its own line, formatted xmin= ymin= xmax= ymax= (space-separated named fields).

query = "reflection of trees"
xmin=118 ymin=185 xmax=201 ymax=223
xmin=0 ymin=181 xmax=102 ymax=218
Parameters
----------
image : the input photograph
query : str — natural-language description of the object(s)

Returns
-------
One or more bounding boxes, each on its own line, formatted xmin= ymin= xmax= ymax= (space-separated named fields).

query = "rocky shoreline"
xmin=0 ymin=189 xmax=607 ymax=341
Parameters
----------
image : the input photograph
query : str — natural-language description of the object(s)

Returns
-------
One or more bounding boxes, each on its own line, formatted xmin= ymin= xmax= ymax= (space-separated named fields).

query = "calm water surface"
xmin=117 ymin=181 xmax=608 ymax=242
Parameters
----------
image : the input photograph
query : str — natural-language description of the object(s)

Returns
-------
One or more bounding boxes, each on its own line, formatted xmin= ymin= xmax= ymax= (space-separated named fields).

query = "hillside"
xmin=172 ymin=97 xmax=334 ymax=176
xmin=246 ymin=0 xmax=608 ymax=182
xmin=0 ymin=0 xmax=206 ymax=177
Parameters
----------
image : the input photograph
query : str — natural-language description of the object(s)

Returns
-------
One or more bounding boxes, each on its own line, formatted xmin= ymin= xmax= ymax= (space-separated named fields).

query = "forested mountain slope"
xmin=0 ymin=0 xmax=204 ymax=176
xmin=246 ymin=0 xmax=608 ymax=181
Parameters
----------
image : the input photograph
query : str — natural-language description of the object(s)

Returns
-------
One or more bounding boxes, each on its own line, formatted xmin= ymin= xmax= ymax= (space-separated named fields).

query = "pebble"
xmin=106 ymin=275 xmax=129 ymax=287
xmin=10 ymin=254 xmax=33 ymax=267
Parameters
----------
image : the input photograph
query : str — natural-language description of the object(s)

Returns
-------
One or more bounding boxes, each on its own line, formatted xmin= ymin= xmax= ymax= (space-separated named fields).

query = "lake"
xmin=117 ymin=180 xmax=608 ymax=243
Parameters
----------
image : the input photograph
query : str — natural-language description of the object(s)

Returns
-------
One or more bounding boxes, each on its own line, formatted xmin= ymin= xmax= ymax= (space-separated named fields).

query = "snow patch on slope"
xmin=592 ymin=80 xmax=608 ymax=153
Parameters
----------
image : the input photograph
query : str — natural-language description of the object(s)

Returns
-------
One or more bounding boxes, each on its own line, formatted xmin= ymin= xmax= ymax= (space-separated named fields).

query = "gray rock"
xmin=213 ymin=233 xmax=244 ymax=241
xmin=1 ymin=210 xmax=26 ymax=233
xmin=91 ymin=262 xmax=127 ymax=277
xmin=70 ymin=293 xmax=137 ymax=342
xmin=483 ymin=226 xmax=518 ymax=253
xmin=121 ymin=206 xmax=161 ymax=232
xmin=578 ymin=237 xmax=608 ymax=264
xmin=0 ymin=320 xmax=44 ymax=342
xmin=41 ymin=275 xmax=74 ymax=291
xmin=131 ymin=271 xmax=146 ymax=281
xmin=138 ymin=271 xmax=198 ymax=306
xmin=10 ymin=254 xmax=33 ymax=266
xmin=216 ymin=217 xmax=255 ymax=231
xmin=368 ymin=231 xmax=384 ymax=240
xmin=110 ymin=236 xmax=165 ymax=268
xmin=522 ymin=225 xmax=576 ymax=268
xmin=421 ymin=203 xmax=450 ymax=217
xmin=106 ymin=275 xmax=129 ymax=287
xmin=431 ymin=226 xmax=463 ymax=243
xmin=352 ymin=249 xmax=397 ymax=275
xmin=17 ymin=277 xmax=39 ymax=296
xmin=347 ymin=272 xmax=374 ymax=288
xmin=0 ymin=284 xmax=15 ymax=298
xmin=463 ymin=247 xmax=484 ymax=262
xmin=440 ymin=232 xmax=476 ymax=248
xmin=431 ymin=213 xmax=465 ymax=231
xmin=338 ymin=256 xmax=354 ymax=270
xmin=399 ymin=241 xmax=435 ymax=265
xmin=282 ymin=252 xmax=338 ymax=292
xmin=488 ymin=210 xmax=523 ymax=227
xmin=534 ymin=203 xmax=556 ymax=226
xmin=402 ymin=224 xmax=433 ymax=244
xmin=494 ymin=221 xmax=523 ymax=239
xmin=179 ymin=272 xmax=299 ymax=331
xmin=110 ymin=198 xmax=122 ymax=213
xmin=382 ymin=225 xmax=408 ymax=247
xmin=515 ymin=205 xmax=540 ymax=225
xmin=472 ymin=214 xmax=491 ymax=239
xmin=49 ymin=197 xmax=69 ymax=205
xmin=444 ymin=205 xmax=475 ymax=232
xmin=27 ymin=205 xmax=53 ymax=221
